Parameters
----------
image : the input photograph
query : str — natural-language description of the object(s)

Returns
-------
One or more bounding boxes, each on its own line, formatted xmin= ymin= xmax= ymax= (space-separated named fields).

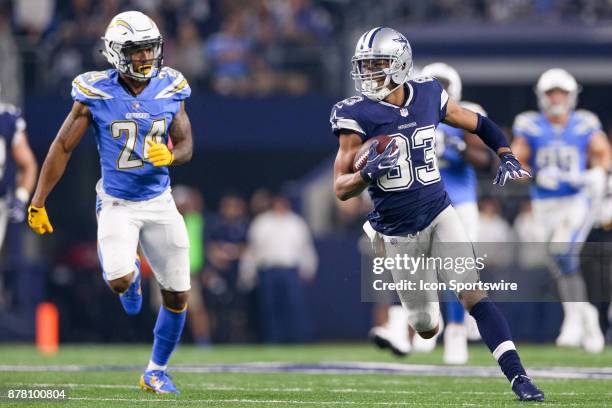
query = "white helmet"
xmin=420 ymin=62 xmax=462 ymax=101
xmin=101 ymin=11 xmax=163 ymax=81
xmin=351 ymin=27 xmax=413 ymax=101
xmin=535 ymin=68 xmax=580 ymax=116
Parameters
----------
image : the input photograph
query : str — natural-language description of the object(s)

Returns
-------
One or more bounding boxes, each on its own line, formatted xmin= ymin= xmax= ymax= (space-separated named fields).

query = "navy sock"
xmin=150 ymin=305 xmax=187 ymax=368
xmin=469 ymin=299 xmax=526 ymax=381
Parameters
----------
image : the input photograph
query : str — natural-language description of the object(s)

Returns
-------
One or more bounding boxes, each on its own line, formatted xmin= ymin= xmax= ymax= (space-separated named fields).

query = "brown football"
xmin=353 ymin=135 xmax=397 ymax=172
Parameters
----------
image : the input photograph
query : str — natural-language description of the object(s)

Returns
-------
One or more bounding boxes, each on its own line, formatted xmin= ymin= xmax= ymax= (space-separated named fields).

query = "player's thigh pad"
xmin=382 ymin=228 xmax=440 ymax=332
xmin=431 ymin=205 xmax=480 ymax=295
xmin=139 ymin=192 xmax=190 ymax=292
xmin=549 ymin=195 xmax=592 ymax=245
xmin=454 ymin=202 xmax=479 ymax=242
xmin=535 ymin=195 xmax=592 ymax=261
xmin=97 ymin=203 xmax=141 ymax=281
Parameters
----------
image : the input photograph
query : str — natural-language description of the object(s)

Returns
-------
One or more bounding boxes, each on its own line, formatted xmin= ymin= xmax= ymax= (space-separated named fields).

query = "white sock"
xmin=147 ymin=360 xmax=167 ymax=372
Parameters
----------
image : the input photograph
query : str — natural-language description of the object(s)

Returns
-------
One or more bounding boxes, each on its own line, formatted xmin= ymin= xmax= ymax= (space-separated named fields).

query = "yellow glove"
xmin=28 ymin=205 xmax=54 ymax=235
xmin=146 ymin=140 xmax=174 ymax=167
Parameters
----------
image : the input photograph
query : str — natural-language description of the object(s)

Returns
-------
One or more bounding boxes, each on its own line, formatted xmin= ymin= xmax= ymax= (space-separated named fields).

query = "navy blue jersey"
xmin=0 ymin=103 xmax=26 ymax=197
xmin=330 ymin=77 xmax=450 ymax=235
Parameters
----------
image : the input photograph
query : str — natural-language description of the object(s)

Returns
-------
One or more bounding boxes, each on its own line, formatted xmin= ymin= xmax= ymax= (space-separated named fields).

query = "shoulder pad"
xmin=409 ymin=77 xmax=447 ymax=120
xmin=460 ymin=101 xmax=487 ymax=116
xmin=574 ymin=109 xmax=602 ymax=134
xmin=154 ymin=67 xmax=191 ymax=100
xmin=513 ymin=111 xmax=541 ymax=136
xmin=330 ymin=95 xmax=366 ymax=135
xmin=0 ymin=102 xmax=22 ymax=117
xmin=0 ymin=102 xmax=25 ymax=135
xmin=410 ymin=75 xmax=436 ymax=84
xmin=72 ymin=71 xmax=113 ymax=101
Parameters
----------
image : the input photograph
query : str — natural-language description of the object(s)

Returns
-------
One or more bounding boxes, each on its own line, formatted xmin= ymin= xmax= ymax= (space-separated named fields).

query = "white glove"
xmin=536 ymin=166 xmax=561 ymax=190
xmin=570 ymin=167 xmax=607 ymax=199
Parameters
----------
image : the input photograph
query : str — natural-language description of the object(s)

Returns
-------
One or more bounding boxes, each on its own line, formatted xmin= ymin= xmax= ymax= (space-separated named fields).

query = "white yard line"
xmin=6 ymin=382 xmax=610 ymax=397
xmin=61 ymin=397 xmax=490 ymax=406
xmin=1 ymin=362 xmax=611 ymax=380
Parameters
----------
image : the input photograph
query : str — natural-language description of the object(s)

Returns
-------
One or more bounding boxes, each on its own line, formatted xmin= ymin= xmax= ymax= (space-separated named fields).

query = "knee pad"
xmin=405 ymin=302 xmax=440 ymax=333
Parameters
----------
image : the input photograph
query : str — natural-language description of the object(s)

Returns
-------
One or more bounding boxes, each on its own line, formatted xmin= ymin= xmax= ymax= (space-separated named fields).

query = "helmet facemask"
xmin=117 ymin=38 xmax=164 ymax=81
xmin=537 ymin=88 xmax=577 ymax=117
xmin=351 ymin=55 xmax=408 ymax=101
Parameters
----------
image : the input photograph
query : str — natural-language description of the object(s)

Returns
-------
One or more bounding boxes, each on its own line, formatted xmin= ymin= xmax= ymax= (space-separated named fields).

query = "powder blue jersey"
xmin=436 ymin=124 xmax=475 ymax=206
xmin=0 ymin=103 xmax=26 ymax=198
xmin=512 ymin=110 xmax=599 ymax=200
xmin=330 ymin=77 xmax=450 ymax=235
xmin=71 ymin=67 xmax=191 ymax=201
xmin=435 ymin=102 xmax=485 ymax=206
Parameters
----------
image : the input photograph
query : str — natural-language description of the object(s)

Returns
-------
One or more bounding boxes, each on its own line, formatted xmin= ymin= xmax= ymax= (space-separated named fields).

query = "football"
xmin=353 ymin=135 xmax=397 ymax=172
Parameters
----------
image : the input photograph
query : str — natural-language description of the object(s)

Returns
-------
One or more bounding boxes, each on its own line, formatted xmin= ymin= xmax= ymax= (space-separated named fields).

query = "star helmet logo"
xmin=392 ymin=37 xmax=408 ymax=46
xmin=132 ymin=101 xmax=141 ymax=109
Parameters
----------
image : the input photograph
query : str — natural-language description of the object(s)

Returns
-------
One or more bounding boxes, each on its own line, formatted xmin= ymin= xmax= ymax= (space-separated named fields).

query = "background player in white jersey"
xmin=27 ymin=11 xmax=193 ymax=393
xmin=512 ymin=68 xmax=610 ymax=353
xmin=0 ymin=96 xmax=37 ymax=250
xmin=332 ymin=27 xmax=543 ymax=401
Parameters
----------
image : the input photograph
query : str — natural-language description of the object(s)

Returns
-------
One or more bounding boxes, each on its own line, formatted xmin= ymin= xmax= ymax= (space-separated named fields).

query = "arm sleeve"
xmin=474 ymin=114 xmax=510 ymax=152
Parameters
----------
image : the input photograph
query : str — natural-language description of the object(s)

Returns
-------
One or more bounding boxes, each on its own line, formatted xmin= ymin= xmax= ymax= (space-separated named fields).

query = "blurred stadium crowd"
xmin=1 ymin=0 xmax=612 ymax=105
xmin=0 ymin=0 xmax=611 ymax=345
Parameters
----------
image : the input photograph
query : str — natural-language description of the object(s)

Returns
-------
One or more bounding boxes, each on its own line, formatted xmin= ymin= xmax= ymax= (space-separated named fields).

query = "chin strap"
xmin=364 ymin=80 xmax=404 ymax=101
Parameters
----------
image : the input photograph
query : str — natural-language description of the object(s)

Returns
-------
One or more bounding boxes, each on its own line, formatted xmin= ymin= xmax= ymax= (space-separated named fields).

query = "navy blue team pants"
xmin=257 ymin=267 xmax=308 ymax=343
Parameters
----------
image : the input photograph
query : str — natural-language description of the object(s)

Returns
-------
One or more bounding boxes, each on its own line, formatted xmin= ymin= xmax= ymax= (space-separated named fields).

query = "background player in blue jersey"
xmin=0 ymin=98 xmax=37 ymax=250
xmin=512 ymin=68 xmax=610 ymax=354
xmin=423 ymin=62 xmax=488 ymax=363
xmin=331 ymin=27 xmax=543 ymax=401
xmin=27 ymin=11 xmax=193 ymax=394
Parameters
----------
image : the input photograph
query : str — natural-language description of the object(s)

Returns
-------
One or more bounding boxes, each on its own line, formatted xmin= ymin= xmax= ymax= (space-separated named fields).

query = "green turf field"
xmin=0 ymin=344 xmax=610 ymax=407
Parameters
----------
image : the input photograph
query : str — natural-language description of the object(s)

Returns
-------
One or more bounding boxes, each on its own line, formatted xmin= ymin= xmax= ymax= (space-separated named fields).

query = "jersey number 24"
xmin=111 ymin=119 xmax=166 ymax=170
xmin=378 ymin=126 xmax=441 ymax=191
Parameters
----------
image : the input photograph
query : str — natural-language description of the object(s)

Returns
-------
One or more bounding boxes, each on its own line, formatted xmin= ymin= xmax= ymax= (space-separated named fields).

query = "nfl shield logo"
xmin=132 ymin=101 xmax=140 ymax=109
xmin=400 ymin=108 xmax=408 ymax=117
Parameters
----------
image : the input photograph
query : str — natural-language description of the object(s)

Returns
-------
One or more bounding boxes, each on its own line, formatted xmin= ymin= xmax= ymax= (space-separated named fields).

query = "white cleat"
xmin=581 ymin=303 xmax=604 ymax=354
xmin=556 ymin=303 xmax=583 ymax=348
xmin=465 ymin=312 xmax=481 ymax=341
xmin=444 ymin=323 xmax=468 ymax=365
xmin=412 ymin=318 xmax=442 ymax=353
xmin=369 ymin=326 xmax=411 ymax=356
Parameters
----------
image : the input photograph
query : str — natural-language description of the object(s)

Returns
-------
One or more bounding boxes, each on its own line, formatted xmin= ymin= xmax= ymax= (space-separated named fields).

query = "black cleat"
xmin=511 ymin=375 xmax=545 ymax=402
